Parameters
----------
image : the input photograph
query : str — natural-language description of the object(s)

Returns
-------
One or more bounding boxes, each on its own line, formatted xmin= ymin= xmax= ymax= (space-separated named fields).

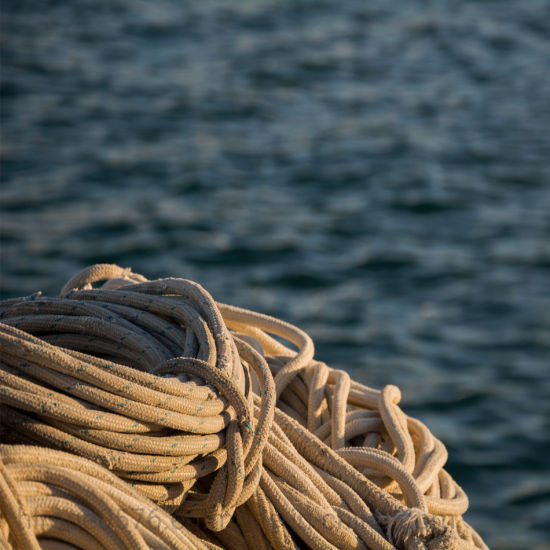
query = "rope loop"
xmin=0 ymin=264 xmax=488 ymax=549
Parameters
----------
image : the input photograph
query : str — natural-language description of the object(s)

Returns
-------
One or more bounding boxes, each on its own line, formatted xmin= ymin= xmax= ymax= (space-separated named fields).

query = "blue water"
xmin=2 ymin=1 xmax=550 ymax=547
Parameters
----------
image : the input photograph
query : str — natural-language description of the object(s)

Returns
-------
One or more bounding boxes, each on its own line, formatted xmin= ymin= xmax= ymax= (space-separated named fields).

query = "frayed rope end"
xmin=377 ymin=508 xmax=466 ymax=550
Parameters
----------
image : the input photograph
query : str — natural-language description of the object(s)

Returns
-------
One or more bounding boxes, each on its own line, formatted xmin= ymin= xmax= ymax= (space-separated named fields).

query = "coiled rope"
xmin=0 ymin=264 xmax=488 ymax=550
xmin=0 ymin=445 xmax=213 ymax=550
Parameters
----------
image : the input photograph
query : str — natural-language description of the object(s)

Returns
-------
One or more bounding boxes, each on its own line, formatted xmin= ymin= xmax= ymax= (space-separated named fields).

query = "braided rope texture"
xmin=0 ymin=264 xmax=488 ymax=550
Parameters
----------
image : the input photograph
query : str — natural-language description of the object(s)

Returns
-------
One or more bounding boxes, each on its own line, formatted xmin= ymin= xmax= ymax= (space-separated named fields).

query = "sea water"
xmin=2 ymin=2 xmax=550 ymax=547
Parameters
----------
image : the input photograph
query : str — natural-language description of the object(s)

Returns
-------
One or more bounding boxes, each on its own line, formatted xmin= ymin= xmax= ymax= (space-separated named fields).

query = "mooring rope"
xmin=0 ymin=264 xmax=488 ymax=550
xmin=0 ymin=445 xmax=216 ymax=550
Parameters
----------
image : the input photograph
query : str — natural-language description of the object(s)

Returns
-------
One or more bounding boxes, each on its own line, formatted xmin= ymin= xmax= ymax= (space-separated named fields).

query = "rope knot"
xmin=378 ymin=508 xmax=464 ymax=550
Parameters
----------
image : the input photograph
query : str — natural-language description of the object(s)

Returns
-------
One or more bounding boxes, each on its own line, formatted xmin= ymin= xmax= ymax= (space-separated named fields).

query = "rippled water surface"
xmin=2 ymin=1 xmax=550 ymax=547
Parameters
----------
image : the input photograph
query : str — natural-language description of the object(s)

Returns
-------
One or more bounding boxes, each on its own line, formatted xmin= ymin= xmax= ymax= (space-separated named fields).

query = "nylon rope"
xmin=0 ymin=264 xmax=488 ymax=550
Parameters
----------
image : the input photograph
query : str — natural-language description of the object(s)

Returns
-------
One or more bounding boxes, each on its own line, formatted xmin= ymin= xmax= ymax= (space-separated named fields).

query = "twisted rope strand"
xmin=0 ymin=264 xmax=488 ymax=550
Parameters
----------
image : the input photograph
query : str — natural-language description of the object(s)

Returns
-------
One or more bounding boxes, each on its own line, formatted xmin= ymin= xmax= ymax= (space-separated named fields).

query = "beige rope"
xmin=0 ymin=445 xmax=210 ymax=550
xmin=0 ymin=264 xmax=488 ymax=550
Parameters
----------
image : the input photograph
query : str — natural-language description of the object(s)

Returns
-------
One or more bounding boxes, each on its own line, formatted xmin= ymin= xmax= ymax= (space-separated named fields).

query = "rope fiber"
xmin=0 ymin=264 xmax=488 ymax=550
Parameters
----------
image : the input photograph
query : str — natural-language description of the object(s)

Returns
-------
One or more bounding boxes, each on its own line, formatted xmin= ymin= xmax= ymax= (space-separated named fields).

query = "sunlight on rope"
xmin=0 ymin=264 xmax=488 ymax=550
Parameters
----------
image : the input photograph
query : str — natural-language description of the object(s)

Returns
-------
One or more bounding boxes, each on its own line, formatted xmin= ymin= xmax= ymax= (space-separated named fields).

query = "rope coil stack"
xmin=0 ymin=264 xmax=488 ymax=550
xmin=0 ymin=445 xmax=213 ymax=550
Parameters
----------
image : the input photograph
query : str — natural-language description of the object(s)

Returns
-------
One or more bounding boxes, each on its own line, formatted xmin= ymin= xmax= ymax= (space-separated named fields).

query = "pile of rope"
xmin=0 ymin=445 xmax=212 ymax=550
xmin=0 ymin=264 xmax=488 ymax=550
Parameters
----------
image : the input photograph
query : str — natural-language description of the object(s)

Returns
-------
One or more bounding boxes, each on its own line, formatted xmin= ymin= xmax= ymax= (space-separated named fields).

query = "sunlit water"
xmin=2 ymin=1 xmax=550 ymax=547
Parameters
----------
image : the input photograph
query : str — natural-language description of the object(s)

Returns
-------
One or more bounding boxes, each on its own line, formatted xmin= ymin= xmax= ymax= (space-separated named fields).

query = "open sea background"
xmin=1 ymin=1 xmax=550 ymax=547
